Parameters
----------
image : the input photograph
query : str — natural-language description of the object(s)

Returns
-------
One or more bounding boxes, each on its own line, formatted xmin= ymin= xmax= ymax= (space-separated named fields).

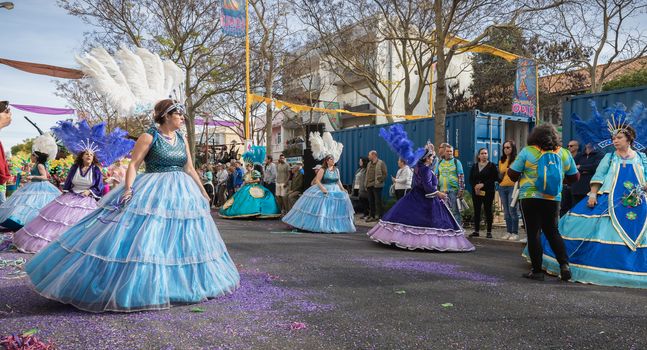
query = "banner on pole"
xmin=322 ymin=101 xmax=341 ymax=130
xmin=222 ymin=0 xmax=245 ymax=37
xmin=511 ymin=58 xmax=537 ymax=119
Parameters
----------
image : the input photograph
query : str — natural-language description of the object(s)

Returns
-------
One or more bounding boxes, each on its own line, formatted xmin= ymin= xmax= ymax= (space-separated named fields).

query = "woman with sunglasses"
xmin=26 ymin=99 xmax=240 ymax=312
xmin=498 ymin=140 xmax=520 ymax=241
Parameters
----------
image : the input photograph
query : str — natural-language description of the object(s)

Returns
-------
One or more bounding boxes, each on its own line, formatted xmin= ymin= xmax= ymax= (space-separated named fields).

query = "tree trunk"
xmin=186 ymin=95 xmax=196 ymax=163
xmin=433 ymin=0 xmax=447 ymax=145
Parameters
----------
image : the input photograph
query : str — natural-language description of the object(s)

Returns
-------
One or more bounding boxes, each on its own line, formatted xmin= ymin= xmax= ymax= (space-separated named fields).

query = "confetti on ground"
xmin=189 ymin=307 xmax=205 ymax=313
xmin=289 ymin=322 xmax=307 ymax=331
xmin=395 ymin=290 xmax=406 ymax=295
xmin=441 ymin=303 xmax=454 ymax=308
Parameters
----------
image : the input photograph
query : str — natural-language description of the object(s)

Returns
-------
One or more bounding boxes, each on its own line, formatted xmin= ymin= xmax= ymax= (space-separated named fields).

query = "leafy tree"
xmin=603 ymin=68 xmax=647 ymax=92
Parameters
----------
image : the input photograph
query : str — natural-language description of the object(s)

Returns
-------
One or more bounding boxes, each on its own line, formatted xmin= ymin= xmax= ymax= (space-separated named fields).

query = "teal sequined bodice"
xmin=30 ymin=164 xmax=47 ymax=182
xmin=322 ymin=169 xmax=339 ymax=184
xmin=144 ymin=128 xmax=187 ymax=173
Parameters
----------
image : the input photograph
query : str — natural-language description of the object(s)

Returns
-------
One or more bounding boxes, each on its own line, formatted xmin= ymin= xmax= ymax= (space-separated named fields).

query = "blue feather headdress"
xmin=572 ymin=101 xmax=647 ymax=151
xmin=379 ymin=124 xmax=426 ymax=166
xmin=51 ymin=120 xmax=136 ymax=165
xmin=242 ymin=146 xmax=266 ymax=165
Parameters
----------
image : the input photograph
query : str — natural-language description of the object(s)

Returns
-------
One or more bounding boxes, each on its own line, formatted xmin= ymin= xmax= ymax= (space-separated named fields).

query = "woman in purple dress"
xmin=367 ymin=125 xmax=474 ymax=251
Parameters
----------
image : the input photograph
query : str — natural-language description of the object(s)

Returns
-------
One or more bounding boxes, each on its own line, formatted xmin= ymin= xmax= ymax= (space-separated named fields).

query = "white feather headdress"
xmin=75 ymin=45 xmax=185 ymax=116
xmin=32 ymin=133 xmax=58 ymax=161
xmin=309 ymin=131 xmax=343 ymax=163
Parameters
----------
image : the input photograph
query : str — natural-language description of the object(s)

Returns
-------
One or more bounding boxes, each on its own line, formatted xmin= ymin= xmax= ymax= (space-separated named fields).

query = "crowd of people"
xmin=0 ymin=97 xmax=644 ymax=315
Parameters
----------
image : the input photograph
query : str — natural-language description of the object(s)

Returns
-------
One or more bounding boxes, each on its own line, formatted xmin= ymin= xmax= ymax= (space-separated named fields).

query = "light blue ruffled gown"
xmin=219 ymin=170 xmax=281 ymax=219
xmin=0 ymin=165 xmax=61 ymax=230
xmin=282 ymin=168 xmax=355 ymax=233
xmin=526 ymin=152 xmax=647 ymax=288
xmin=26 ymin=128 xmax=240 ymax=312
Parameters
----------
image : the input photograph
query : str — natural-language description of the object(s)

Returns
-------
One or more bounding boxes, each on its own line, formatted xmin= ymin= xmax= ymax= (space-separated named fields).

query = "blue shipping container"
xmin=332 ymin=110 xmax=533 ymax=195
xmin=562 ymin=85 xmax=647 ymax=145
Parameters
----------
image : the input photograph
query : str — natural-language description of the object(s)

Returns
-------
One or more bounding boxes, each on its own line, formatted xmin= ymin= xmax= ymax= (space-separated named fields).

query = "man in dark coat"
xmin=571 ymin=143 xmax=603 ymax=205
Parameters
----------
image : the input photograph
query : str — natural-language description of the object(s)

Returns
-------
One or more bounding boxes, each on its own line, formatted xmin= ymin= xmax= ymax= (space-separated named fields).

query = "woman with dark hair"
xmin=13 ymin=149 xmax=104 ymax=253
xmin=367 ymin=142 xmax=474 ymax=252
xmin=536 ymin=120 xmax=647 ymax=288
xmin=0 ymin=135 xmax=61 ymax=230
xmin=498 ymin=140 xmax=520 ymax=240
xmin=283 ymin=153 xmax=355 ymax=233
xmin=508 ymin=124 xmax=579 ymax=281
xmin=219 ymin=148 xmax=280 ymax=219
xmin=352 ymin=157 xmax=369 ymax=218
xmin=468 ymin=148 xmax=498 ymax=238
xmin=26 ymin=99 xmax=240 ymax=312
xmin=0 ymin=101 xmax=12 ymax=204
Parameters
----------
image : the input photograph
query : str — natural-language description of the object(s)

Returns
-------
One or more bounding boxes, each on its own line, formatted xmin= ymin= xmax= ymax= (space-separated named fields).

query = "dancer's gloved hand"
xmin=120 ymin=188 xmax=133 ymax=205
xmin=587 ymin=193 xmax=597 ymax=208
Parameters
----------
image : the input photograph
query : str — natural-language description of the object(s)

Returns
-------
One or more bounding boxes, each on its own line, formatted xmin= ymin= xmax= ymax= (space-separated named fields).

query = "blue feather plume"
xmin=573 ymin=100 xmax=647 ymax=151
xmin=51 ymin=120 xmax=135 ymax=165
xmin=242 ymin=145 xmax=266 ymax=164
xmin=378 ymin=124 xmax=425 ymax=166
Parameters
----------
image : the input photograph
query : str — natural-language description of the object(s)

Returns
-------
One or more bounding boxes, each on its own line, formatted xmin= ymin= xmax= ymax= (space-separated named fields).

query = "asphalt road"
xmin=1 ymin=216 xmax=646 ymax=350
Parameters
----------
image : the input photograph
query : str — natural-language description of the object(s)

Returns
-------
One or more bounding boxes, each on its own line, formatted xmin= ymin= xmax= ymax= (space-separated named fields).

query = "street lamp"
xmin=0 ymin=2 xmax=14 ymax=10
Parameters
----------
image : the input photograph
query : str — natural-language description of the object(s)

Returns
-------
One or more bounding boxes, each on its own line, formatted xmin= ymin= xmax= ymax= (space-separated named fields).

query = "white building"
xmin=270 ymin=27 xmax=474 ymax=159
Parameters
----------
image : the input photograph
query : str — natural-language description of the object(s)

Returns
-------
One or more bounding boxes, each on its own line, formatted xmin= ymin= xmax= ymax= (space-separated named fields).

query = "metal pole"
xmin=244 ymin=0 xmax=251 ymax=141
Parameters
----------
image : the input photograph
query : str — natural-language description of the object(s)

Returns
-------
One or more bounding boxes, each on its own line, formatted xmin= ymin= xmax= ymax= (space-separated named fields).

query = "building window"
xmin=212 ymin=133 xmax=225 ymax=145
xmin=276 ymin=131 xmax=282 ymax=145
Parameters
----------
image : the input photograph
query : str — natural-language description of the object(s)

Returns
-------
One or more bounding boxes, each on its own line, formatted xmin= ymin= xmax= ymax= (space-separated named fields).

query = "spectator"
xmin=392 ymin=158 xmax=412 ymax=200
xmin=571 ymin=143 xmax=603 ymax=205
xmin=352 ymin=157 xmax=369 ymax=219
xmin=0 ymin=101 xmax=12 ymax=204
xmin=498 ymin=140 xmax=520 ymax=241
xmin=365 ymin=150 xmax=387 ymax=222
xmin=561 ymin=140 xmax=580 ymax=214
xmin=436 ymin=144 xmax=465 ymax=224
xmin=226 ymin=164 xmax=236 ymax=197
xmin=468 ymin=148 xmax=498 ymax=238
xmin=434 ymin=142 xmax=450 ymax=170
xmin=215 ymin=163 xmax=229 ymax=207
xmin=234 ymin=161 xmax=244 ymax=191
xmin=263 ymin=155 xmax=277 ymax=195
xmin=287 ymin=163 xmax=304 ymax=211
xmin=201 ymin=164 xmax=214 ymax=207
xmin=275 ymin=154 xmax=291 ymax=214
xmin=508 ymin=124 xmax=579 ymax=281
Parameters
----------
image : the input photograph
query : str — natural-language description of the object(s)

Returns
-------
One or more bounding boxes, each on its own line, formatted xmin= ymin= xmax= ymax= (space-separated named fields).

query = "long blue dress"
xmin=0 ymin=165 xmax=61 ymax=230
xmin=219 ymin=170 xmax=281 ymax=219
xmin=531 ymin=151 xmax=647 ymax=288
xmin=367 ymin=161 xmax=475 ymax=251
xmin=26 ymin=128 xmax=240 ymax=312
xmin=282 ymin=167 xmax=355 ymax=233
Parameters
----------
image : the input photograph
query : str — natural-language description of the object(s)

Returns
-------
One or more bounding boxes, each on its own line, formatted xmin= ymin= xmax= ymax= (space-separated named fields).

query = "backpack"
xmin=534 ymin=147 xmax=564 ymax=196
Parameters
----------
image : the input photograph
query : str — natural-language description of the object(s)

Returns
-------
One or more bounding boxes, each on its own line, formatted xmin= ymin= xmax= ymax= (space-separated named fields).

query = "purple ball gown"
xmin=13 ymin=164 xmax=102 ymax=253
xmin=367 ymin=161 xmax=475 ymax=251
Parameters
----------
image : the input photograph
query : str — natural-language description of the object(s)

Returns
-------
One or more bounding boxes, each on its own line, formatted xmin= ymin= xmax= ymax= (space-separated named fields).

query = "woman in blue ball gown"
xmin=0 ymin=144 xmax=61 ymax=230
xmin=26 ymin=99 xmax=240 ymax=312
xmin=529 ymin=124 xmax=647 ymax=288
xmin=219 ymin=162 xmax=281 ymax=219
xmin=283 ymin=155 xmax=355 ymax=233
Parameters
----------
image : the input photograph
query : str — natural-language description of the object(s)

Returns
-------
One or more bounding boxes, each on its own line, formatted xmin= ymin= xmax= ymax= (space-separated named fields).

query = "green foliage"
xmin=10 ymin=138 xmax=34 ymax=155
xmin=602 ymin=68 xmax=647 ymax=92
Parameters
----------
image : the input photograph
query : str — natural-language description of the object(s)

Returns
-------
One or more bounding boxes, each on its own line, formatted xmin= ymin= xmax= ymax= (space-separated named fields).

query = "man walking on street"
xmin=365 ymin=150 xmax=387 ymax=222
xmin=263 ymin=155 xmax=277 ymax=195
xmin=275 ymin=154 xmax=290 ymax=214
xmin=436 ymin=144 xmax=465 ymax=225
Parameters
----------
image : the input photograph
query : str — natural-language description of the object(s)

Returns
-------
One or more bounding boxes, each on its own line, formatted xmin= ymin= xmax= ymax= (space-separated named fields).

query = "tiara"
xmin=79 ymin=139 xmax=100 ymax=154
xmin=607 ymin=112 xmax=630 ymax=136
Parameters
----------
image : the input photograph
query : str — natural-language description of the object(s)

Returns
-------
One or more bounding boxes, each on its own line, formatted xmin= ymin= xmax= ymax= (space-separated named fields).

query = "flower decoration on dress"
xmin=378 ymin=124 xmax=426 ymax=166
xmin=51 ymin=120 xmax=135 ymax=166
xmin=309 ymin=131 xmax=344 ymax=162
xmin=572 ymin=101 xmax=647 ymax=150
xmin=241 ymin=146 xmax=266 ymax=165
xmin=75 ymin=46 xmax=185 ymax=117
xmin=31 ymin=133 xmax=58 ymax=161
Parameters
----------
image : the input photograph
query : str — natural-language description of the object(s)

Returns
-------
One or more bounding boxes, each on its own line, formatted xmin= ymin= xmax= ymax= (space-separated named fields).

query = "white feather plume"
xmin=32 ymin=133 xmax=58 ymax=161
xmin=76 ymin=45 xmax=184 ymax=116
xmin=309 ymin=131 xmax=325 ymax=161
xmin=135 ymin=47 xmax=165 ymax=97
xmin=310 ymin=131 xmax=344 ymax=162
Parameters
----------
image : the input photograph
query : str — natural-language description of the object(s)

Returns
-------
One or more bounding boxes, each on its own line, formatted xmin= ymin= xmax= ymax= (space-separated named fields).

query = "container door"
xmin=474 ymin=113 xmax=503 ymax=164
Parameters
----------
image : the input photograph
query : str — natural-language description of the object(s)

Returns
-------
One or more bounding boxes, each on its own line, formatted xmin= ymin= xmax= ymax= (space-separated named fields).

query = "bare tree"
xmin=59 ymin=0 xmax=243 ymax=157
xmin=545 ymin=0 xmax=647 ymax=93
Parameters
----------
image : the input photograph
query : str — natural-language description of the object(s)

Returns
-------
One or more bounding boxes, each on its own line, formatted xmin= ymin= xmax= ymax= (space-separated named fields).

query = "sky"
xmin=0 ymin=0 xmax=90 ymax=150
